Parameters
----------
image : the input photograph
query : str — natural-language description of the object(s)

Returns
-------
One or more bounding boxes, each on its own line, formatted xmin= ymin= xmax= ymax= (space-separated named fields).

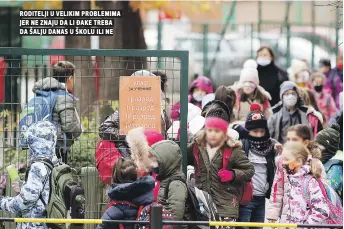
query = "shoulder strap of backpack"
xmin=301 ymin=175 xmax=314 ymax=208
xmin=193 ymin=144 xmax=201 ymax=177
xmin=222 ymin=148 xmax=232 ymax=170
xmin=164 ymin=177 xmax=186 ymax=200
xmin=105 ymin=200 xmax=138 ymax=212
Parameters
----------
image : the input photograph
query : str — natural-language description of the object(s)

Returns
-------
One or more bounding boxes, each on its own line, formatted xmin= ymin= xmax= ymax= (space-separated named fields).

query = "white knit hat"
xmin=239 ymin=59 xmax=259 ymax=87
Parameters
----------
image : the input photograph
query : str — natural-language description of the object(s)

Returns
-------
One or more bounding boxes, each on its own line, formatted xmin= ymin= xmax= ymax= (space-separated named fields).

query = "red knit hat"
xmin=205 ymin=108 xmax=229 ymax=133
xmin=144 ymin=129 xmax=165 ymax=146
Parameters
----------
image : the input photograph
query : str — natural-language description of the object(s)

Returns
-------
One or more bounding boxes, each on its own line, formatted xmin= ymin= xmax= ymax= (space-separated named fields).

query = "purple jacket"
xmin=324 ymin=69 xmax=343 ymax=109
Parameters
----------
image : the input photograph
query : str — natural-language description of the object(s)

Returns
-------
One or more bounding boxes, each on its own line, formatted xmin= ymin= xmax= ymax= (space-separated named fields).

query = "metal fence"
xmin=0 ymin=48 xmax=189 ymax=229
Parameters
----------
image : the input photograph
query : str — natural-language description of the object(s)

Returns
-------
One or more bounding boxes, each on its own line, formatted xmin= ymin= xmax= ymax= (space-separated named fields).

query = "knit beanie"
xmin=279 ymin=81 xmax=299 ymax=99
xmin=144 ymin=129 xmax=165 ymax=147
xmin=314 ymin=124 xmax=341 ymax=163
xmin=205 ymin=108 xmax=230 ymax=133
xmin=239 ymin=60 xmax=259 ymax=87
xmin=245 ymin=104 xmax=268 ymax=130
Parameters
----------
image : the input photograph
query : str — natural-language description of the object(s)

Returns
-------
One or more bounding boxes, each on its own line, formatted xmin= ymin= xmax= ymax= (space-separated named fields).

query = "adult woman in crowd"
xmin=256 ymin=46 xmax=288 ymax=106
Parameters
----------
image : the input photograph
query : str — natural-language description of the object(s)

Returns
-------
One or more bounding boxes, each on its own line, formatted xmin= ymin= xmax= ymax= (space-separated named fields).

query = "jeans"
xmin=238 ymin=196 xmax=266 ymax=229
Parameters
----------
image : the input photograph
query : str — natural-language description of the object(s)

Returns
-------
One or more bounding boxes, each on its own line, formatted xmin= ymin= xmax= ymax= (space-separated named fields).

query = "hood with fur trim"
xmin=126 ymin=127 xmax=159 ymax=173
xmin=230 ymin=83 xmax=272 ymax=101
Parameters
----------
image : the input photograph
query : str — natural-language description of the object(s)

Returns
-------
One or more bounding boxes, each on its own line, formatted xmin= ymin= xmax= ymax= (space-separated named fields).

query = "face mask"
xmin=296 ymin=71 xmax=310 ymax=83
xmin=256 ymin=56 xmax=271 ymax=67
xmin=193 ymin=92 xmax=204 ymax=102
xmin=282 ymin=163 xmax=296 ymax=175
xmin=283 ymin=94 xmax=298 ymax=107
xmin=242 ymin=82 xmax=256 ymax=95
xmin=314 ymin=85 xmax=323 ymax=93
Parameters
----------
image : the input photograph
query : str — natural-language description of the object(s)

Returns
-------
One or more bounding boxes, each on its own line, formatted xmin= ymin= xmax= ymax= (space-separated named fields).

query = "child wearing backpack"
xmin=97 ymin=158 xmax=155 ymax=229
xmin=0 ymin=121 xmax=58 ymax=229
xmin=267 ymin=124 xmax=326 ymax=223
xmin=188 ymin=102 xmax=254 ymax=225
xmin=276 ymin=141 xmax=342 ymax=225
xmin=237 ymin=104 xmax=278 ymax=229
xmin=30 ymin=61 xmax=82 ymax=163
xmin=314 ymin=124 xmax=343 ymax=201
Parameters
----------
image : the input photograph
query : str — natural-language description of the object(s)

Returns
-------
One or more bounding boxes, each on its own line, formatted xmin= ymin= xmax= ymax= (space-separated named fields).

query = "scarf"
xmin=257 ymin=62 xmax=279 ymax=90
xmin=247 ymin=133 xmax=273 ymax=156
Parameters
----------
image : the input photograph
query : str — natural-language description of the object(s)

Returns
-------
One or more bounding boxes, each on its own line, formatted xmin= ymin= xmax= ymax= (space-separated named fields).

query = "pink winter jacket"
xmin=266 ymin=156 xmax=326 ymax=222
xmin=314 ymin=91 xmax=337 ymax=126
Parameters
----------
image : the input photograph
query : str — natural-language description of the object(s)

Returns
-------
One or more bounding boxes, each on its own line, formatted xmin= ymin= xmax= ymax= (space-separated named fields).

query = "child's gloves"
xmin=218 ymin=169 xmax=234 ymax=182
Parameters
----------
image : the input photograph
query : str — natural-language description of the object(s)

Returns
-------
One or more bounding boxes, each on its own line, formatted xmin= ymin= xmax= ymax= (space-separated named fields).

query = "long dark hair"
xmin=215 ymin=86 xmax=236 ymax=111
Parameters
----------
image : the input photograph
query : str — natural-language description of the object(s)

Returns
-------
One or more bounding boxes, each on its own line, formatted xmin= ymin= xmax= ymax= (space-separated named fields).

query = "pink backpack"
xmin=302 ymin=175 xmax=343 ymax=225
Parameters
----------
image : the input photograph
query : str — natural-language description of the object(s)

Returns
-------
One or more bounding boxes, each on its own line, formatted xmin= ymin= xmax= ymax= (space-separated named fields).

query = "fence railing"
xmin=0 ymin=205 xmax=342 ymax=229
xmin=0 ymin=48 xmax=189 ymax=229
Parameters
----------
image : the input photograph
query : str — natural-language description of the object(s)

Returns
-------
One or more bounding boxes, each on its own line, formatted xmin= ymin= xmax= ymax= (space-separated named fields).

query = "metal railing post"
xmin=150 ymin=205 xmax=163 ymax=229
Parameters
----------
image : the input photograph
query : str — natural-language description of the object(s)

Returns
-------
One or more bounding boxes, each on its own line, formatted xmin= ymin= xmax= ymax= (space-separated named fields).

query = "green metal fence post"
xmin=335 ymin=3 xmax=340 ymax=60
xmin=286 ymin=22 xmax=291 ymax=68
xmin=203 ymin=24 xmax=208 ymax=76
xmin=157 ymin=18 xmax=163 ymax=69
xmin=311 ymin=0 xmax=315 ymax=69
xmin=250 ymin=23 xmax=254 ymax=59
xmin=180 ymin=50 xmax=189 ymax=175
xmin=258 ymin=1 xmax=262 ymax=43
xmin=208 ymin=1 xmax=236 ymax=78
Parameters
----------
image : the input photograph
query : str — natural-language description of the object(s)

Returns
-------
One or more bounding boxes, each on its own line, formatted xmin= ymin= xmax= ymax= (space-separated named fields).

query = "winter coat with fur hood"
xmin=268 ymin=102 xmax=323 ymax=144
xmin=97 ymin=176 xmax=155 ymax=229
xmin=187 ymin=132 xmax=254 ymax=219
xmin=33 ymin=77 xmax=82 ymax=149
xmin=231 ymin=84 xmax=272 ymax=122
xmin=266 ymin=156 xmax=326 ymax=222
xmin=151 ymin=140 xmax=188 ymax=221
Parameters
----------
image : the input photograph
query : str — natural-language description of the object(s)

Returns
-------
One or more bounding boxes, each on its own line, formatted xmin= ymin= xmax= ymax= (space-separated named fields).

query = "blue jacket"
xmin=0 ymin=121 xmax=58 ymax=229
xmin=97 ymin=176 xmax=155 ymax=229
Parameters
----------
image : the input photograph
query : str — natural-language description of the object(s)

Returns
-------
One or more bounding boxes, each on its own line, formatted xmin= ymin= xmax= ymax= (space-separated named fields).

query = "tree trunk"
xmin=97 ymin=1 xmax=147 ymax=101
xmin=63 ymin=0 xmax=93 ymax=114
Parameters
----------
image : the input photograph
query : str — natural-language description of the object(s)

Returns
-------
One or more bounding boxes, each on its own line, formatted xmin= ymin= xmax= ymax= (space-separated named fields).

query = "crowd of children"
xmin=2 ymin=49 xmax=343 ymax=229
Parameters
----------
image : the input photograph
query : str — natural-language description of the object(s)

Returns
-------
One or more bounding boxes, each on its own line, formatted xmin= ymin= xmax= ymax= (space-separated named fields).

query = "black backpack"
xmin=165 ymin=178 xmax=219 ymax=229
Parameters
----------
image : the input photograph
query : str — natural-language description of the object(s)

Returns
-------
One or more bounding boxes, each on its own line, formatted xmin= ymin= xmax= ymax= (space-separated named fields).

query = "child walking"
xmin=238 ymin=104 xmax=278 ymax=229
xmin=97 ymin=158 xmax=155 ymax=229
xmin=267 ymin=124 xmax=326 ymax=223
xmin=188 ymin=102 xmax=254 ymax=224
xmin=0 ymin=121 xmax=58 ymax=229
xmin=276 ymin=142 xmax=330 ymax=224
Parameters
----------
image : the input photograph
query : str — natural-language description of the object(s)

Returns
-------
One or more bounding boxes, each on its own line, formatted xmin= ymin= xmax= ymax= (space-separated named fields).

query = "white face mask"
xmin=242 ymin=82 xmax=256 ymax=95
xmin=257 ymin=56 xmax=271 ymax=67
xmin=296 ymin=70 xmax=310 ymax=83
xmin=193 ymin=92 xmax=204 ymax=102
xmin=283 ymin=94 xmax=298 ymax=107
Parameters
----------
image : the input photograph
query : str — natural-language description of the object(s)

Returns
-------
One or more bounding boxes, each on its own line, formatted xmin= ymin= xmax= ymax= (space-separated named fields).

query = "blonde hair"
xmin=283 ymin=142 xmax=322 ymax=178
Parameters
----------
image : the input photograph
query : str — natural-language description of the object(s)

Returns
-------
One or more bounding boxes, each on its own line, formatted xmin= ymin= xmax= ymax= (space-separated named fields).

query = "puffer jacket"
xmin=0 ymin=121 xmax=58 ymax=229
xmin=151 ymin=140 xmax=188 ymax=221
xmin=283 ymin=167 xmax=329 ymax=224
xmin=97 ymin=176 xmax=155 ymax=229
xmin=266 ymin=156 xmax=326 ymax=222
xmin=33 ymin=77 xmax=82 ymax=149
xmin=171 ymin=76 xmax=213 ymax=120
xmin=313 ymin=91 xmax=337 ymax=125
xmin=268 ymin=102 xmax=323 ymax=144
xmin=187 ymin=133 xmax=254 ymax=219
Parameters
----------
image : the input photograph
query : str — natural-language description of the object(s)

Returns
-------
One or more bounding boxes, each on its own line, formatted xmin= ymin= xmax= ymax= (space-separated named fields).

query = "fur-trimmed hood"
xmin=126 ymin=128 xmax=159 ymax=173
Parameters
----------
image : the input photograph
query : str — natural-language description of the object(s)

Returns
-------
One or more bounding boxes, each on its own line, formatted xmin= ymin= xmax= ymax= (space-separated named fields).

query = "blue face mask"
xmin=152 ymin=167 xmax=160 ymax=175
